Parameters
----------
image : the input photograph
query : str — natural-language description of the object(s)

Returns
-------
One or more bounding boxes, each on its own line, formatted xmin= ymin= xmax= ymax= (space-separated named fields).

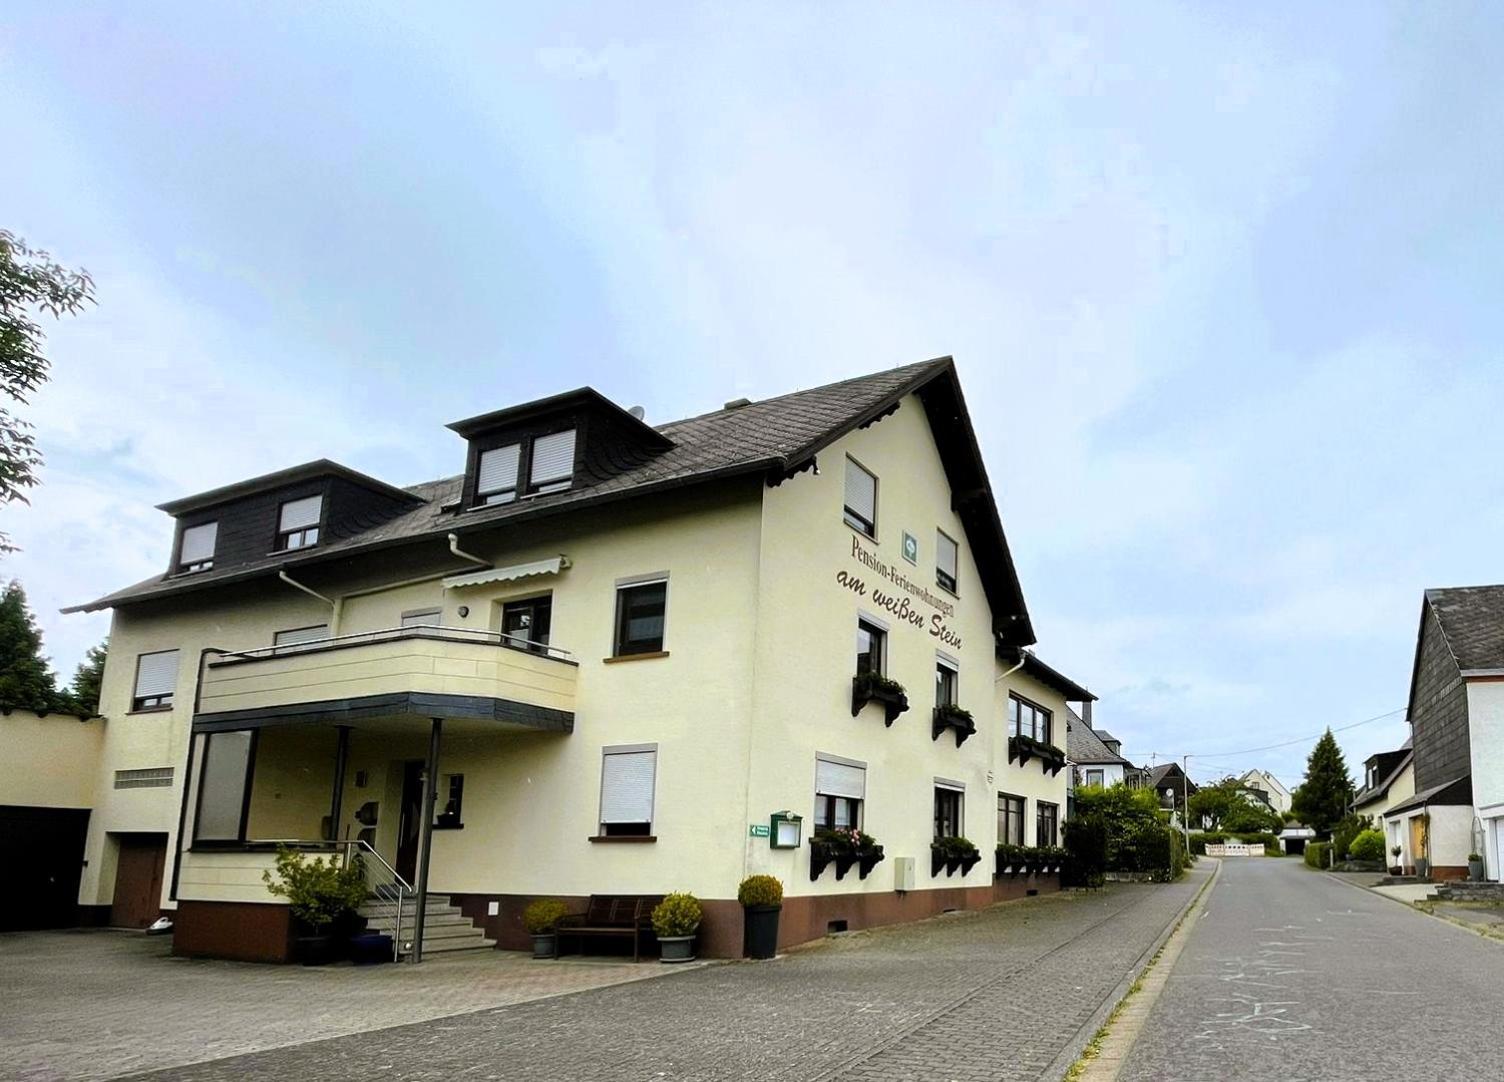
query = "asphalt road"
xmin=1119 ymin=858 xmax=1504 ymax=1082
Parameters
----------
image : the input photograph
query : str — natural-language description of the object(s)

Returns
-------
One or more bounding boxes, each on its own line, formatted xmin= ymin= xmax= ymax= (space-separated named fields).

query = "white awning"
xmin=442 ymin=555 xmax=570 ymax=589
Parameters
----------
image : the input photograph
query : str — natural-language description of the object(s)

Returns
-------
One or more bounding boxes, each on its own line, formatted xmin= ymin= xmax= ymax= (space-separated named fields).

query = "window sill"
xmin=844 ymin=520 xmax=878 ymax=543
xmin=127 ymin=706 xmax=175 ymax=715
xmin=603 ymin=651 xmax=670 ymax=664
xmin=588 ymin=835 xmax=657 ymax=844
xmin=936 ymin=581 xmax=959 ymax=600
xmin=433 ymin=822 xmax=464 ymax=831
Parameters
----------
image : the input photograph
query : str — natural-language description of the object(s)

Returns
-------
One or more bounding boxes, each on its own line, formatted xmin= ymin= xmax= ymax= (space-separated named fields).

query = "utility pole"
xmin=1182 ymin=755 xmax=1193 ymax=850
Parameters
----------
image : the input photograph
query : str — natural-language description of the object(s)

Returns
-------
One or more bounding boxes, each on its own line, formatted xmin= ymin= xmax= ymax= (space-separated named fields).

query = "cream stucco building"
xmin=63 ymin=358 xmax=1093 ymax=960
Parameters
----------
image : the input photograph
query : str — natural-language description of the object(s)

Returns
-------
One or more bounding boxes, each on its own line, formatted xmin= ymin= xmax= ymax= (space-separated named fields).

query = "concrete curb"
xmin=1041 ymin=859 xmax=1220 ymax=1082
xmin=1323 ymin=871 xmax=1504 ymax=948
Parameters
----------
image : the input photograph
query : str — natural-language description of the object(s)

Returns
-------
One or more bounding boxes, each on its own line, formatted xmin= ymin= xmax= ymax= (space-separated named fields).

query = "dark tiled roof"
xmin=69 ymin=358 xmax=1035 ymax=644
xmin=1066 ymin=710 xmax=1129 ymax=764
xmin=1425 ymin=586 xmax=1504 ymax=672
xmin=1384 ymin=773 xmax=1472 ymax=817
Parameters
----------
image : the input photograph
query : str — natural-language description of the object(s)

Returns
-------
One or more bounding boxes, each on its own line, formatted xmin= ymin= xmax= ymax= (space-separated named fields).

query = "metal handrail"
xmin=208 ymin=623 xmax=573 ymax=665
xmin=333 ymin=839 xmax=415 ymax=963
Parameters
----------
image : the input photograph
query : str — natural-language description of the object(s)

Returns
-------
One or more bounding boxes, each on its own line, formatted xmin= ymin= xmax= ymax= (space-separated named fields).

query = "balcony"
xmin=194 ymin=625 xmax=577 ymax=733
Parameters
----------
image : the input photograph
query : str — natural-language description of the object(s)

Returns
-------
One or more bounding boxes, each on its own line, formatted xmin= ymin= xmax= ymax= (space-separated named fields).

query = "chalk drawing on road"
xmin=1193 ymin=993 xmax=1313 ymax=1042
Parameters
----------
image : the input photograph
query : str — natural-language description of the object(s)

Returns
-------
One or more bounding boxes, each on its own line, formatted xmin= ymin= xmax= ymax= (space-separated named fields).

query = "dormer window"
xmin=178 ymin=522 xmax=218 ymax=573
xmin=472 ymin=429 xmax=577 ymax=508
xmin=277 ymin=495 xmax=322 ymax=551
xmin=527 ymin=429 xmax=576 ymax=495
xmin=477 ymin=444 xmax=522 ymax=505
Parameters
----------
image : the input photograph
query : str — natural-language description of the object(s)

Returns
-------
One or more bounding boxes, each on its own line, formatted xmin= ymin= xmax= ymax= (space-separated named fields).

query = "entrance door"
xmin=1409 ymin=816 xmax=1426 ymax=868
xmin=110 ymin=833 xmax=168 ymax=928
xmin=395 ymin=761 xmax=424 ymax=884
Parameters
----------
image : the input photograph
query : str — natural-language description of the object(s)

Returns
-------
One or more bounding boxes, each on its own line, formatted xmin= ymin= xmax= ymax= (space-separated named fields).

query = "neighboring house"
xmin=1238 ymin=768 xmax=1291 ymax=815
xmin=1383 ymin=585 xmax=1504 ymax=880
xmin=1353 ymin=739 xmax=1415 ymax=839
xmin=1067 ymin=709 xmax=1132 ymax=789
xmin=58 ymin=358 xmax=1094 ymax=961
xmin=1141 ymin=762 xmax=1198 ymax=819
xmin=0 ymin=709 xmax=104 ymax=931
xmin=1278 ymin=821 xmax=1316 ymax=856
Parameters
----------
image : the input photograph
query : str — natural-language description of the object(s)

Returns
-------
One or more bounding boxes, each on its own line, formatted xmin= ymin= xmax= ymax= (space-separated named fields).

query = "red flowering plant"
xmin=812 ymin=826 xmax=882 ymax=857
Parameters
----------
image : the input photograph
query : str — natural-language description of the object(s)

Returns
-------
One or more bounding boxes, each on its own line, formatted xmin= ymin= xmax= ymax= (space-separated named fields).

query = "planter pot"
xmin=531 ymin=933 xmax=558 ymax=959
xmin=743 ymin=904 xmax=781 ymax=959
xmin=297 ymin=934 xmax=337 ymax=967
xmin=851 ymin=678 xmax=910 ymax=725
xmin=659 ymin=935 xmax=697 ymax=963
xmin=857 ymin=849 xmax=886 ymax=880
xmin=1390 ymin=866 xmax=1403 ymax=876
xmin=1470 ymin=860 xmax=1486 ymax=881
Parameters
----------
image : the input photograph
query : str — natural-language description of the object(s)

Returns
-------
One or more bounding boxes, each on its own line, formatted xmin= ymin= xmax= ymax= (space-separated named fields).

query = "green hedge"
xmin=1304 ymin=841 xmax=1332 ymax=869
xmin=1348 ymin=829 xmax=1386 ymax=863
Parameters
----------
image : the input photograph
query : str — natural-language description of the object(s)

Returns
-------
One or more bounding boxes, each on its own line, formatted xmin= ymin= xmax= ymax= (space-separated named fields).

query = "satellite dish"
xmin=628 ymin=405 xmax=646 ymax=420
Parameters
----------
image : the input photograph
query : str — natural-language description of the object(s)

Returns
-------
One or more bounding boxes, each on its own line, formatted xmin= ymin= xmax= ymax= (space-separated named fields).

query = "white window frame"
xmin=277 ymin=494 xmax=323 ymax=551
xmin=598 ymin=743 xmax=658 ymax=836
xmin=843 ymin=455 xmax=878 ymax=538
xmin=476 ymin=443 xmax=522 ymax=505
xmin=178 ymin=522 xmax=218 ymax=573
xmin=526 ymin=428 xmax=577 ymax=495
xmin=612 ymin=573 xmax=669 ymax=657
xmin=815 ymin=753 xmax=867 ymax=831
xmin=132 ymin=649 xmax=180 ymax=711
xmin=936 ymin=528 xmax=959 ymax=595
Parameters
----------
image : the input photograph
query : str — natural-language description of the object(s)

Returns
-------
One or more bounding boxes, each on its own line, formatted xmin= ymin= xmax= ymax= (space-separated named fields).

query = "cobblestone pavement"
xmin=0 ymin=929 xmax=701 ymax=1082
xmin=1118 ymin=859 xmax=1504 ymax=1081
xmin=111 ymin=871 xmax=1204 ymax=1082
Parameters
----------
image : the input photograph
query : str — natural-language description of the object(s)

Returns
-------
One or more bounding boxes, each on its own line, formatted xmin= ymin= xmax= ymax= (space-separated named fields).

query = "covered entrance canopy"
xmin=178 ymin=624 xmax=577 ymax=960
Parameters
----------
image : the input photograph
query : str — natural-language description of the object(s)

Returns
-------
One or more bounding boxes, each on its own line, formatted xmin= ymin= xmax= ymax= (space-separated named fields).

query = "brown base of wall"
xmin=173 ymin=900 xmax=293 ymax=963
xmin=76 ymin=905 xmax=113 ymax=928
xmin=1429 ymin=865 xmax=1468 ymax=882
xmin=450 ymin=873 xmax=1061 ymax=960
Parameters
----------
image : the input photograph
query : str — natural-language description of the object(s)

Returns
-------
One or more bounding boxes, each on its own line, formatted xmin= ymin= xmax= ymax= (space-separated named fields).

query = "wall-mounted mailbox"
xmin=770 ymin=811 xmax=803 ymax=849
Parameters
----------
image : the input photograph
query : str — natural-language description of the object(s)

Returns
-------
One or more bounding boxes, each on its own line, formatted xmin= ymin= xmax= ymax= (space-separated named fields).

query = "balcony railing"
xmin=197 ymin=624 xmax=577 ymax=723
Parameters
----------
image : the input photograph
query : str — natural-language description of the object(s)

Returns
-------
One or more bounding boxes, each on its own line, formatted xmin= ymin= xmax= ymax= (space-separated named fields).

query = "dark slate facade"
xmin=1409 ymin=602 xmax=1470 ymax=791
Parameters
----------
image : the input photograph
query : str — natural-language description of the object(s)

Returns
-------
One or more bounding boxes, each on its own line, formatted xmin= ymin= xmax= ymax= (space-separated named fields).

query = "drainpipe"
xmin=994 ymin=647 xmax=1031 ymax=684
xmin=447 ymin=534 xmax=490 ymax=568
xmin=410 ymin=718 xmax=443 ymax=963
xmin=278 ymin=570 xmax=341 ymax=633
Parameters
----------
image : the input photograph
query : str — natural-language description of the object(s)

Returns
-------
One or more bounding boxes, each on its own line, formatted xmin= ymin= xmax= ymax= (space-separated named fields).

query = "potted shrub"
xmin=1469 ymin=853 xmax=1486 ymax=881
xmin=652 ymin=892 xmax=702 ymax=963
xmin=738 ymin=875 xmax=783 ymax=960
xmin=523 ymin=898 xmax=570 ymax=959
xmin=1390 ymin=845 xmax=1403 ymax=875
xmin=931 ymin=702 xmax=977 ymax=747
xmin=851 ymin=672 xmax=910 ymax=725
xmin=262 ymin=845 xmax=369 ymax=966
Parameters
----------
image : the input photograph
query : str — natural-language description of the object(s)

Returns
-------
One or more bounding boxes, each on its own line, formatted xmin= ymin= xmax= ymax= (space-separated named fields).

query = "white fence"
xmin=1205 ymin=842 xmax=1260 ymax=857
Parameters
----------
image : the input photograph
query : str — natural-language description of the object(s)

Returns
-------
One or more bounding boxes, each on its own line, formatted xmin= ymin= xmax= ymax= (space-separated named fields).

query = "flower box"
xmin=851 ymin=674 xmax=910 ymax=726
xmin=933 ymin=837 xmax=979 ymax=878
xmin=931 ymin=704 xmax=977 ymax=747
xmin=1007 ymin=735 xmax=1067 ymax=775
xmin=812 ymin=828 xmax=884 ymax=882
xmin=857 ymin=847 xmax=886 ymax=880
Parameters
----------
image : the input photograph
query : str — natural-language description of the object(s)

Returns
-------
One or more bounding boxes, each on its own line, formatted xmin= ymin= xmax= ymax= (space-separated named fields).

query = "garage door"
xmin=0 ymin=805 xmax=91 ymax=931
xmin=110 ymin=833 xmax=168 ymax=928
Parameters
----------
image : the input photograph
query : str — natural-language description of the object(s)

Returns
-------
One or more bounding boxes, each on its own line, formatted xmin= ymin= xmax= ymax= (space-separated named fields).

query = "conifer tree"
xmin=1291 ymin=729 xmax=1354 ymax=835
xmin=0 ymin=579 xmax=58 ymax=710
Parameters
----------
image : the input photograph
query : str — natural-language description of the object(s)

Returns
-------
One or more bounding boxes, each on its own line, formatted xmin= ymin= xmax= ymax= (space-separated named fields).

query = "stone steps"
xmin=357 ymin=894 xmax=494 ymax=957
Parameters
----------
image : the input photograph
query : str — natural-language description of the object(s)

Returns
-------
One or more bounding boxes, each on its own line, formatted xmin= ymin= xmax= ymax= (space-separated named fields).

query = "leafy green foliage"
xmin=522 ymin=898 xmax=570 ymax=934
xmin=1072 ymin=784 xmax=1184 ymax=880
xmin=652 ymin=892 xmax=703 ymax=938
xmin=811 ymin=827 xmax=882 ymax=856
xmin=1348 ymin=829 xmax=1386 ymax=863
xmin=1304 ymin=841 xmax=1332 ymax=869
xmin=931 ymin=836 xmax=979 ymax=860
xmin=1062 ymin=817 xmax=1108 ymax=887
xmin=0 ymin=231 xmax=94 ymax=553
xmin=0 ymin=579 xmax=57 ymax=710
xmin=1291 ymin=729 xmax=1355 ymax=836
xmin=737 ymin=875 xmax=784 ymax=907
xmin=1187 ymin=776 xmax=1284 ymax=833
xmin=261 ymin=846 xmax=368 ymax=931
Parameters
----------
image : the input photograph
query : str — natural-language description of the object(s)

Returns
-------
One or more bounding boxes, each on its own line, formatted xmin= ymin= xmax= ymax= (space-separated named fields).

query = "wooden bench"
xmin=556 ymin=895 xmax=662 ymax=962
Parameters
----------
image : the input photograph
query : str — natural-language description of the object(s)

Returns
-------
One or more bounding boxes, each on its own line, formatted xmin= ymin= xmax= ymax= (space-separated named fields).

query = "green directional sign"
xmin=749 ymin=824 xmax=771 ymax=838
